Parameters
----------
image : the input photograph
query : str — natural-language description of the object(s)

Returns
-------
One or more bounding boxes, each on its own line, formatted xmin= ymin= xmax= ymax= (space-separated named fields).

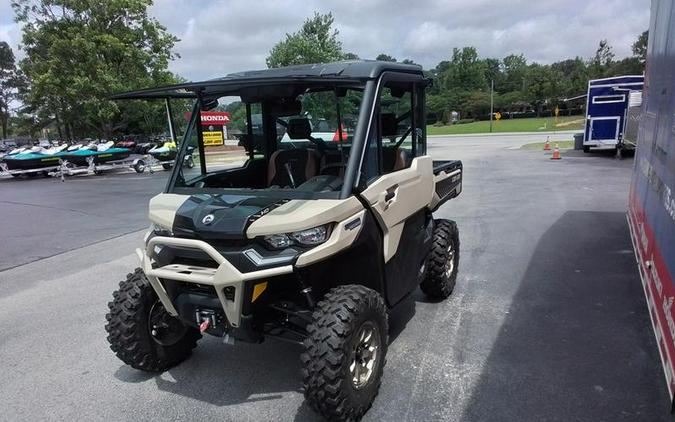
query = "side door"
xmin=586 ymin=92 xmax=627 ymax=145
xmin=359 ymin=74 xmax=434 ymax=305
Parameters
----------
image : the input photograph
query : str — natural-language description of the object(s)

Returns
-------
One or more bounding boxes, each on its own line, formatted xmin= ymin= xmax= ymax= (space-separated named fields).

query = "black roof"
xmin=111 ymin=60 xmax=423 ymax=100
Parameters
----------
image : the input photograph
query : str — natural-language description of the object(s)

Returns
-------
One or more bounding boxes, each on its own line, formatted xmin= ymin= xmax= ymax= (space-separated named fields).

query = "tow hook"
xmin=199 ymin=319 xmax=210 ymax=333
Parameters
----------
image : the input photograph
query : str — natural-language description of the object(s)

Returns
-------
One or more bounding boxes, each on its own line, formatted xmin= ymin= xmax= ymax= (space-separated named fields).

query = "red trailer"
xmin=628 ymin=0 xmax=675 ymax=409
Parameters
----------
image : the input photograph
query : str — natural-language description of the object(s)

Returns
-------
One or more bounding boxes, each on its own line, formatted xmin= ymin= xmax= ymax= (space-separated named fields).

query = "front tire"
xmin=105 ymin=268 xmax=200 ymax=372
xmin=302 ymin=285 xmax=388 ymax=422
xmin=421 ymin=219 xmax=460 ymax=299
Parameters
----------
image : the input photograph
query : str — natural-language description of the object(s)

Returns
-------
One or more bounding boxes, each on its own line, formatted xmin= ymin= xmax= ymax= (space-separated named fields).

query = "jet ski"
xmin=148 ymin=140 xmax=177 ymax=161
xmin=62 ymin=141 xmax=130 ymax=166
xmin=1 ymin=144 xmax=69 ymax=171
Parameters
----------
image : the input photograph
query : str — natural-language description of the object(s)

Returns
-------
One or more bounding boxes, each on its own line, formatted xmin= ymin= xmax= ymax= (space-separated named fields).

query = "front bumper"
xmin=138 ymin=236 xmax=293 ymax=327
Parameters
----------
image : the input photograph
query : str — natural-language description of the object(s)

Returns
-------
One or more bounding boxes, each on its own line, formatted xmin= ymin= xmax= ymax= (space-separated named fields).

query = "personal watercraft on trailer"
xmin=1 ymin=144 xmax=69 ymax=171
xmin=148 ymin=140 xmax=176 ymax=160
xmin=62 ymin=141 xmax=131 ymax=166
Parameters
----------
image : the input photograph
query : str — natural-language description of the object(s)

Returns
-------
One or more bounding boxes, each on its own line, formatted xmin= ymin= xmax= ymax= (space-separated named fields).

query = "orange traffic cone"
xmin=550 ymin=143 xmax=562 ymax=160
xmin=332 ymin=124 xmax=348 ymax=142
xmin=543 ymin=137 xmax=551 ymax=151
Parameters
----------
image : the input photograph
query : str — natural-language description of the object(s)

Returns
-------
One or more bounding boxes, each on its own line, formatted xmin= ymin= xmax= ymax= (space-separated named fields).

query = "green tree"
xmin=376 ymin=53 xmax=396 ymax=62
xmin=12 ymin=0 xmax=179 ymax=139
xmin=266 ymin=12 xmax=344 ymax=68
xmin=632 ymin=30 xmax=648 ymax=63
xmin=607 ymin=57 xmax=643 ymax=76
xmin=551 ymin=57 xmax=588 ymax=96
xmin=482 ymin=57 xmax=501 ymax=89
xmin=501 ymin=54 xmax=527 ymax=93
xmin=461 ymin=91 xmax=491 ymax=118
xmin=589 ymin=39 xmax=615 ymax=78
xmin=523 ymin=64 xmax=562 ymax=115
xmin=0 ymin=41 xmax=24 ymax=138
xmin=441 ymin=47 xmax=487 ymax=91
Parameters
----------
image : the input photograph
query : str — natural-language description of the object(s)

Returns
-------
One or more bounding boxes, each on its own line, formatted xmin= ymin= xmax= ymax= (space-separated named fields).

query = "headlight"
xmin=291 ymin=226 xmax=328 ymax=245
xmin=263 ymin=233 xmax=294 ymax=249
xmin=263 ymin=225 xmax=330 ymax=249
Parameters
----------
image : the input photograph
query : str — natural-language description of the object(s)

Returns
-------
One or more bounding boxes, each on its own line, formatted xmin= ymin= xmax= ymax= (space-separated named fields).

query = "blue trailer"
xmin=583 ymin=75 xmax=644 ymax=155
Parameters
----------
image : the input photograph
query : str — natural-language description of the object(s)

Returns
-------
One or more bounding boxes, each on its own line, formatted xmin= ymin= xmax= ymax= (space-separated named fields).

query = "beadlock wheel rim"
xmin=148 ymin=301 xmax=187 ymax=346
xmin=350 ymin=321 xmax=380 ymax=389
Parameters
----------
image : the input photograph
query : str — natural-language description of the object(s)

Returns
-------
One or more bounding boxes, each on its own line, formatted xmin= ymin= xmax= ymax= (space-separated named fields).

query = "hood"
xmin=172 ymin=194 xmax=288 ymax=240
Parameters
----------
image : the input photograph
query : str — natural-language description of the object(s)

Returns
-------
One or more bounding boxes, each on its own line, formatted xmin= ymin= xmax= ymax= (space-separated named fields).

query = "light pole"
xmin=489 ymin=79 xmax=494 ymax=133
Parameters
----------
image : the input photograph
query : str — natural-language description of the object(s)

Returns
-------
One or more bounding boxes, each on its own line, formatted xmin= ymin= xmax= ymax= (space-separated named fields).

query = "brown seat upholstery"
xmin=267 ymin=117 xmax=320 ymax=187
xmin=382 ymin=146 xmax=411 ymax=173
xmin=267 ymin=148 xmax=319 ymax=187
xmin=380 ymin=112 xmax=411 ymax=172
xmin=392 ymin=147 xmax=410 ymax=171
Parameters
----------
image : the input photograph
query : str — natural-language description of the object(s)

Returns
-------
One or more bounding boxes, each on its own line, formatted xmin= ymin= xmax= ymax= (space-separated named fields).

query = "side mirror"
xmin=200 ymin=98 xmax=219 ymax=111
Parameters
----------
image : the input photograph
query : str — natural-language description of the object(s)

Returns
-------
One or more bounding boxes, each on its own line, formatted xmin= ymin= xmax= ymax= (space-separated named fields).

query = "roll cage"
xmin=111 ymin=61 xmax=429 ymax=199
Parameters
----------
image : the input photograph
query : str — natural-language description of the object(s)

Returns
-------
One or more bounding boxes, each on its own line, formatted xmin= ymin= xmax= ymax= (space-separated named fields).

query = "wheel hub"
xmin=350 ymin=322 xmax=380 ymax=389
xmin=148 ymin=301 xmax=187 ymax=346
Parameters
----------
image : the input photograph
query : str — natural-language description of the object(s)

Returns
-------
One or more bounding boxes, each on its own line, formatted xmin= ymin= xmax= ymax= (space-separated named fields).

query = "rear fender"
xmin=429 ymin=160 xmax=462 ymax=212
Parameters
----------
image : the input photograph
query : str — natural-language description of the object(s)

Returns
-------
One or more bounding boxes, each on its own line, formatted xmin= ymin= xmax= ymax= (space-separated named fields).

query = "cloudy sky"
xmin=1 ymin=0 xmax=650 ymax=81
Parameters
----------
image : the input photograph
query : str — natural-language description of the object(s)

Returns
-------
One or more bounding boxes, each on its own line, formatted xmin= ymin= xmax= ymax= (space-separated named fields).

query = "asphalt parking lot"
xmin=0 ymin=132 xmax=671 ymax=421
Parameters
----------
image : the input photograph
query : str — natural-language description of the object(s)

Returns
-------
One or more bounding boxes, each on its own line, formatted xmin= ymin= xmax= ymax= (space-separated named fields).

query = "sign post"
xmin=489 ymin=79 xmax=494 ymax=133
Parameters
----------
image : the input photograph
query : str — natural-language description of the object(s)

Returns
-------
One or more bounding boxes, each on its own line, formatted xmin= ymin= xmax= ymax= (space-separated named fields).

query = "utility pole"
xmin=489 ymin=79 xmax=494 ymax=133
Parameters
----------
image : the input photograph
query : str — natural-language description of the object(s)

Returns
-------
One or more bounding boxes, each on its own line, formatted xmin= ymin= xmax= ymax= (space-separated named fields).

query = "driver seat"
xmin=267 ymin=118 xmax=319 ymax=187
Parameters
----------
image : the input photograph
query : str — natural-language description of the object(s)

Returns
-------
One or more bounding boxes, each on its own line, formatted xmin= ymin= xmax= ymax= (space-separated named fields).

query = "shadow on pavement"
xmin=114 ymin=338 xmax=302 ymax=407
xmin=461 ymin=211 xmax=672 ymax=422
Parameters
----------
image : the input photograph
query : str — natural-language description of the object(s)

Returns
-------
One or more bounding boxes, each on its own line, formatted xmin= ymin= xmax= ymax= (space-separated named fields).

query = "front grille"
xmin=177 ymin=281 xmax=218 ymax=296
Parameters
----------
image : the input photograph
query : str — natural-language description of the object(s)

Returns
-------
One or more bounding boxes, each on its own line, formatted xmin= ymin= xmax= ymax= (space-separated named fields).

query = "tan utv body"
xmin=105 ymin=60 xmax=462 ymax=422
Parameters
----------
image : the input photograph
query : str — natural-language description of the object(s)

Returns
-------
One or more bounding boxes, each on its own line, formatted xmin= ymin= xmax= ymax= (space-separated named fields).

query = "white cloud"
xmin=1 ymin=0 xmax=651 ymax=80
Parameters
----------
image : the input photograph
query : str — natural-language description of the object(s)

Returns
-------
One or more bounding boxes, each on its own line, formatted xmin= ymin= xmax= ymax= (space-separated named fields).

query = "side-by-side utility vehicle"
xmin=105 ymin=61 xmax=462 ymax=421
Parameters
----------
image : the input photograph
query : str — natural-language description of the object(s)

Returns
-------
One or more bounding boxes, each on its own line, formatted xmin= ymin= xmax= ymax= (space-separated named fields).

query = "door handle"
xmin=384 ymin=185 xmax=398 ymax=202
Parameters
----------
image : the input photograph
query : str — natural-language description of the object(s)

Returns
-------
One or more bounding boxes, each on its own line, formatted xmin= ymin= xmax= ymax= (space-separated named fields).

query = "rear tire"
xmin=302 ymin=285 xmax=388 ymax=422
xmin=105 ymin=268 xmax=200 ymax=372
xmin=583 ymin=145 xmax=591 ymax=153
xmin=421 ymin=219 xmax=460 ymax=299
xmin=162 ymin=163 xmax=172 ymax=170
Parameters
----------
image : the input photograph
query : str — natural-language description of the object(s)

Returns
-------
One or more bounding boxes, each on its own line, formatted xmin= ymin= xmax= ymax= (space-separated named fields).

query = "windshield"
xmin=170 ymin=83 xmax=365 ymax=199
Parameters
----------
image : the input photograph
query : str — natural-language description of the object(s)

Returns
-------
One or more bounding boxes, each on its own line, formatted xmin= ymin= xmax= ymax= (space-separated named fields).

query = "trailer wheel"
xmin=302 ymin=285 xmax=388 ymax=422
xmin=105 ymin=268 xmax=200 ymax=372
xmin=421 ymin=219 xmax=460 ymax=299
xmin=133 ymin=160 xmax=146 ymax=173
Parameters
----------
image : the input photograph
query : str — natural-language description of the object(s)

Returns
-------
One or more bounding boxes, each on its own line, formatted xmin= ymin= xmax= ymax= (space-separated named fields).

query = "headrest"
xmin=381 ymin=113 xmax=397 ymax=137
xmin=287 ymin=118 xmax=312 ymax=140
